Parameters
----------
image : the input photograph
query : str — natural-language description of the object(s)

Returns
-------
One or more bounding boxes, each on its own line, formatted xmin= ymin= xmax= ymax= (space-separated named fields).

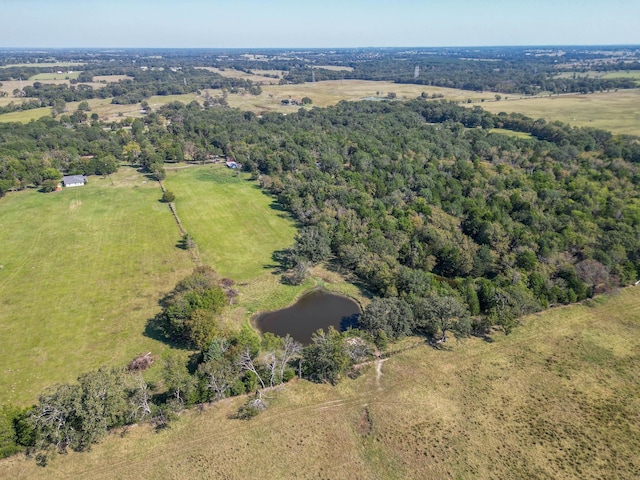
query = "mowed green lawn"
xmin=0 ymin=168 xmax=193 ymax=406
xmin=164 ymin=165 xmax=297 ymax=282
xmin=2 ymin=285 xmax=638 ymax=479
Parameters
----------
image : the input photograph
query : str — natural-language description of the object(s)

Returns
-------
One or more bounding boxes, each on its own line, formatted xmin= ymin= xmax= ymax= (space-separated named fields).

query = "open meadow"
xmin=479 ymin=88 xmax=640 ymax=136
xmin=2 ymin=285 xmax=638 ymax=479
xmin=0 ymin=168 xmax=194 ymax=406
xmin=224 ymin=79 xmax=493 ymax=113
xmin=162 ymin=165 xmax=312 ymax=321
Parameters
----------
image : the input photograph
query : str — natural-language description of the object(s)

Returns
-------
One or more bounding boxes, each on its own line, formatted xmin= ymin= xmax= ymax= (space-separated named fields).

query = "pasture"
xmin=0 ymin=107 xmax=52 ymax=123
xmin=163 ymin=165 xmax=297 ymax=282
xmin=223 ymin=79 xmax=493 ymax=113
xmin=0 ymin=168 xmax=193 ymax=406
xmin=2 ymin=285 xmax=638 ymax=479
xmin=479 ymin=89 xmax=640 ymax=136
xmin=29 ymin=72 xmax=80 ymax=81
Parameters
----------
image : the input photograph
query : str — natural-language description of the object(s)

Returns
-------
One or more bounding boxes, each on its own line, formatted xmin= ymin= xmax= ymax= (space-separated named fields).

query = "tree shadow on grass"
xmin=143 ymin=313 xmax=191 ymax=350
xmin=263 ymin=248 xmax=294 ymax=274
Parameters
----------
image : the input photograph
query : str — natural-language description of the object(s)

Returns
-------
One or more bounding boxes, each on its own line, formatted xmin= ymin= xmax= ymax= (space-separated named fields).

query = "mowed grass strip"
xmin=0 ymin=168 xmax=193 ymax=406
xmin=164 ymin=165 xmax=297 ymax=281
xmin=2 ymin=287 xmax=638 ymax=479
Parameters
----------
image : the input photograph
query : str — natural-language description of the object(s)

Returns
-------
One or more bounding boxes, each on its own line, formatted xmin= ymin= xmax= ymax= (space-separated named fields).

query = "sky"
xmin=1 ymin=0 xmax=639 ymax=49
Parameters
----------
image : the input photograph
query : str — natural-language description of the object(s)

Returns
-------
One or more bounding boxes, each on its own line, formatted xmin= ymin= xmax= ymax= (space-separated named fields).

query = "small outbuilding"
xmin=62 ymin=175 xmax=88 ymax=187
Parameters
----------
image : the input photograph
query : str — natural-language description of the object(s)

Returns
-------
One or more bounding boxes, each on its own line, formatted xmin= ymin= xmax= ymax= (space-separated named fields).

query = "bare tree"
xmin=128 ymin=373 xmax=152 ymax=421
xmin=236 ymin=347 xmax=266 ymax=390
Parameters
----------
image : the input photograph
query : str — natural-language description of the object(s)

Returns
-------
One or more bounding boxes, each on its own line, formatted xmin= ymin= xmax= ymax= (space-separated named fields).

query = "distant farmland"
xmin=478 ymin=88 xmax=640 ymax=136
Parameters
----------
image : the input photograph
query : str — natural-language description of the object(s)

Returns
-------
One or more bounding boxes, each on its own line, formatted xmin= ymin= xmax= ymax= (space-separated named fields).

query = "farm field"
xmin=0 ymin=168 xmax=193 ymax=406
xmin=2 ymin=285 xmax=638 ymax=479
xmin=479 ymin=88 xmax=640 ymax=136
xmin=29 ymin=71 xmax=80 ymax=81
xmin=224 ymin=79 xmax=494 ymax=113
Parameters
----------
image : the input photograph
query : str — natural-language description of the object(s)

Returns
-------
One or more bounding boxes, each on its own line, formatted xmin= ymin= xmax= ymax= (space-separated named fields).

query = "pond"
xmin=255 ymin=289 xmax=361 ymax=345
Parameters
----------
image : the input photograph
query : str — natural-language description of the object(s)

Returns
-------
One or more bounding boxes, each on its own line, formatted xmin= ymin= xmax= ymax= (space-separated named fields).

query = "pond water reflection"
xmin=255 ymin=289 xmax=361 ymax=345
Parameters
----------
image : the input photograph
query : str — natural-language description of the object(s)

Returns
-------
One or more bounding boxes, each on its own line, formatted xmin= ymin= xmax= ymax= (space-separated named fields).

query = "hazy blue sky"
xmin=1 ymin=0 xmax=639 ymax=48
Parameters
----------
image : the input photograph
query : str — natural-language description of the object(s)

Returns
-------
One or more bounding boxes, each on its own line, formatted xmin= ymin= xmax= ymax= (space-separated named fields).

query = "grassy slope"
xmin=164 ymin=165 xmax=297 ymax=282
xmin=163 ymin=165 xmax=309 ymax=324
xmin=2 ymin=287 xmax=638 ymax=479
xmin=0 ymin=168 xmax=193 ymax=406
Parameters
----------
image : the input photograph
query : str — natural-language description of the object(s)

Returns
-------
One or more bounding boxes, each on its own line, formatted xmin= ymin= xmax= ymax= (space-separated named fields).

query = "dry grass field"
xmin=479 ymin=89 xmax=640 ymax=136
xmin=2 ymin=287 xmax=638 ymax=479
xmin=223 ymin=79 xmax=492 ymax=113
xmin=196 ymin=66 xmax=282 ymax=84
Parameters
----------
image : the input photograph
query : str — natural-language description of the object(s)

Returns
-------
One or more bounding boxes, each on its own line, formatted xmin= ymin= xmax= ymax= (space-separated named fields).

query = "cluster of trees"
xmin=155 ymin=99 xmax=640 ymax=333
xmin=4 ymin=66 xmax=261 ymax=113
xmin=0 ymin=118 xmax=123 ymax=196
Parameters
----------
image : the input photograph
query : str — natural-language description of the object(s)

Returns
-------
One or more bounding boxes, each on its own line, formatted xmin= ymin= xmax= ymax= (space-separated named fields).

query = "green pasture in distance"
xmin=0 ymin=107 xmax=52 ymax=123
xmin=489 ymin=128 xmax=533 ymax=139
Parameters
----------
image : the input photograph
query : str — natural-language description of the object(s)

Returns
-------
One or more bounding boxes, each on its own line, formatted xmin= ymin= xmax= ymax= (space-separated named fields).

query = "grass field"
xmin=196 ymin=67 xmax=282 ymax=84
xmin=479 ymin=89 xmax=640 ymax=136
xmin=602 ymin=70 xmax=640 ymax=80
xmin=0 ymin=107 xmax=52 ymax=123
xmin=555 ymin=70 xmax=640 ymax=81
xmin=2 ymin=285 xmax=638 ymax=479
xmin=0 ymin=62 xmax=85 ymax=69
xmin=0 ymin=168 xmax=194 ymax=406
xmin=163 ymin=165 xmax=297 ymax=282
xmin=223 ymin=79 xmax=493 ymax=113
xmin=29 ymin=72 xmax=80 ymax=81
xmin=489 ymin=128 xmax=533 ymax=139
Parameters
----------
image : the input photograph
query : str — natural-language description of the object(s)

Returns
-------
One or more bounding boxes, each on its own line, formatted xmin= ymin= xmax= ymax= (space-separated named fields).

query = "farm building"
xmin=62 ymin=175 xmax=88 ymax=187
xmin=226 ymin=160 xmax=241 ymax=169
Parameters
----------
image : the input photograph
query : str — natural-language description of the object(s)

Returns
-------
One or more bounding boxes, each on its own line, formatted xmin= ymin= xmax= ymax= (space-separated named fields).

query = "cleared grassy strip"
xmin=164 ymin=165 xmax=297 ymax=282
xmin=480 ymin=89 xmax=640 ymax=136
xmin=489 ymin=128 xmax=533 ymax=139
xmin=2 ymin=287 xmax=638 ymax=478
xmin=0 ymin=107 xmax=51 ymax=123
xmin=0 ymin=168 xmax=193 ymax=406
xmin=29 ymin=72 xmax=80 ymax=81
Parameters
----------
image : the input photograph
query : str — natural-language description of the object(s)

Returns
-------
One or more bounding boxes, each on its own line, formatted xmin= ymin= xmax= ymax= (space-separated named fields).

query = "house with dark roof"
xmin=62 ymin=175 xmax=88 ymax=187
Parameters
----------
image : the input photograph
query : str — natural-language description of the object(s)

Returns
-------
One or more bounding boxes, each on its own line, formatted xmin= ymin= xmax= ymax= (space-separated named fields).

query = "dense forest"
xmin=154 ymin=99 xmax=640 ymax=329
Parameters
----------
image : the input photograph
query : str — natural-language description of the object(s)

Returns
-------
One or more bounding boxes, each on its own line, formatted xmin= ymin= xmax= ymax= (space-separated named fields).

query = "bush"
xmin=161 ymin=190 xmax=175 ymax=203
